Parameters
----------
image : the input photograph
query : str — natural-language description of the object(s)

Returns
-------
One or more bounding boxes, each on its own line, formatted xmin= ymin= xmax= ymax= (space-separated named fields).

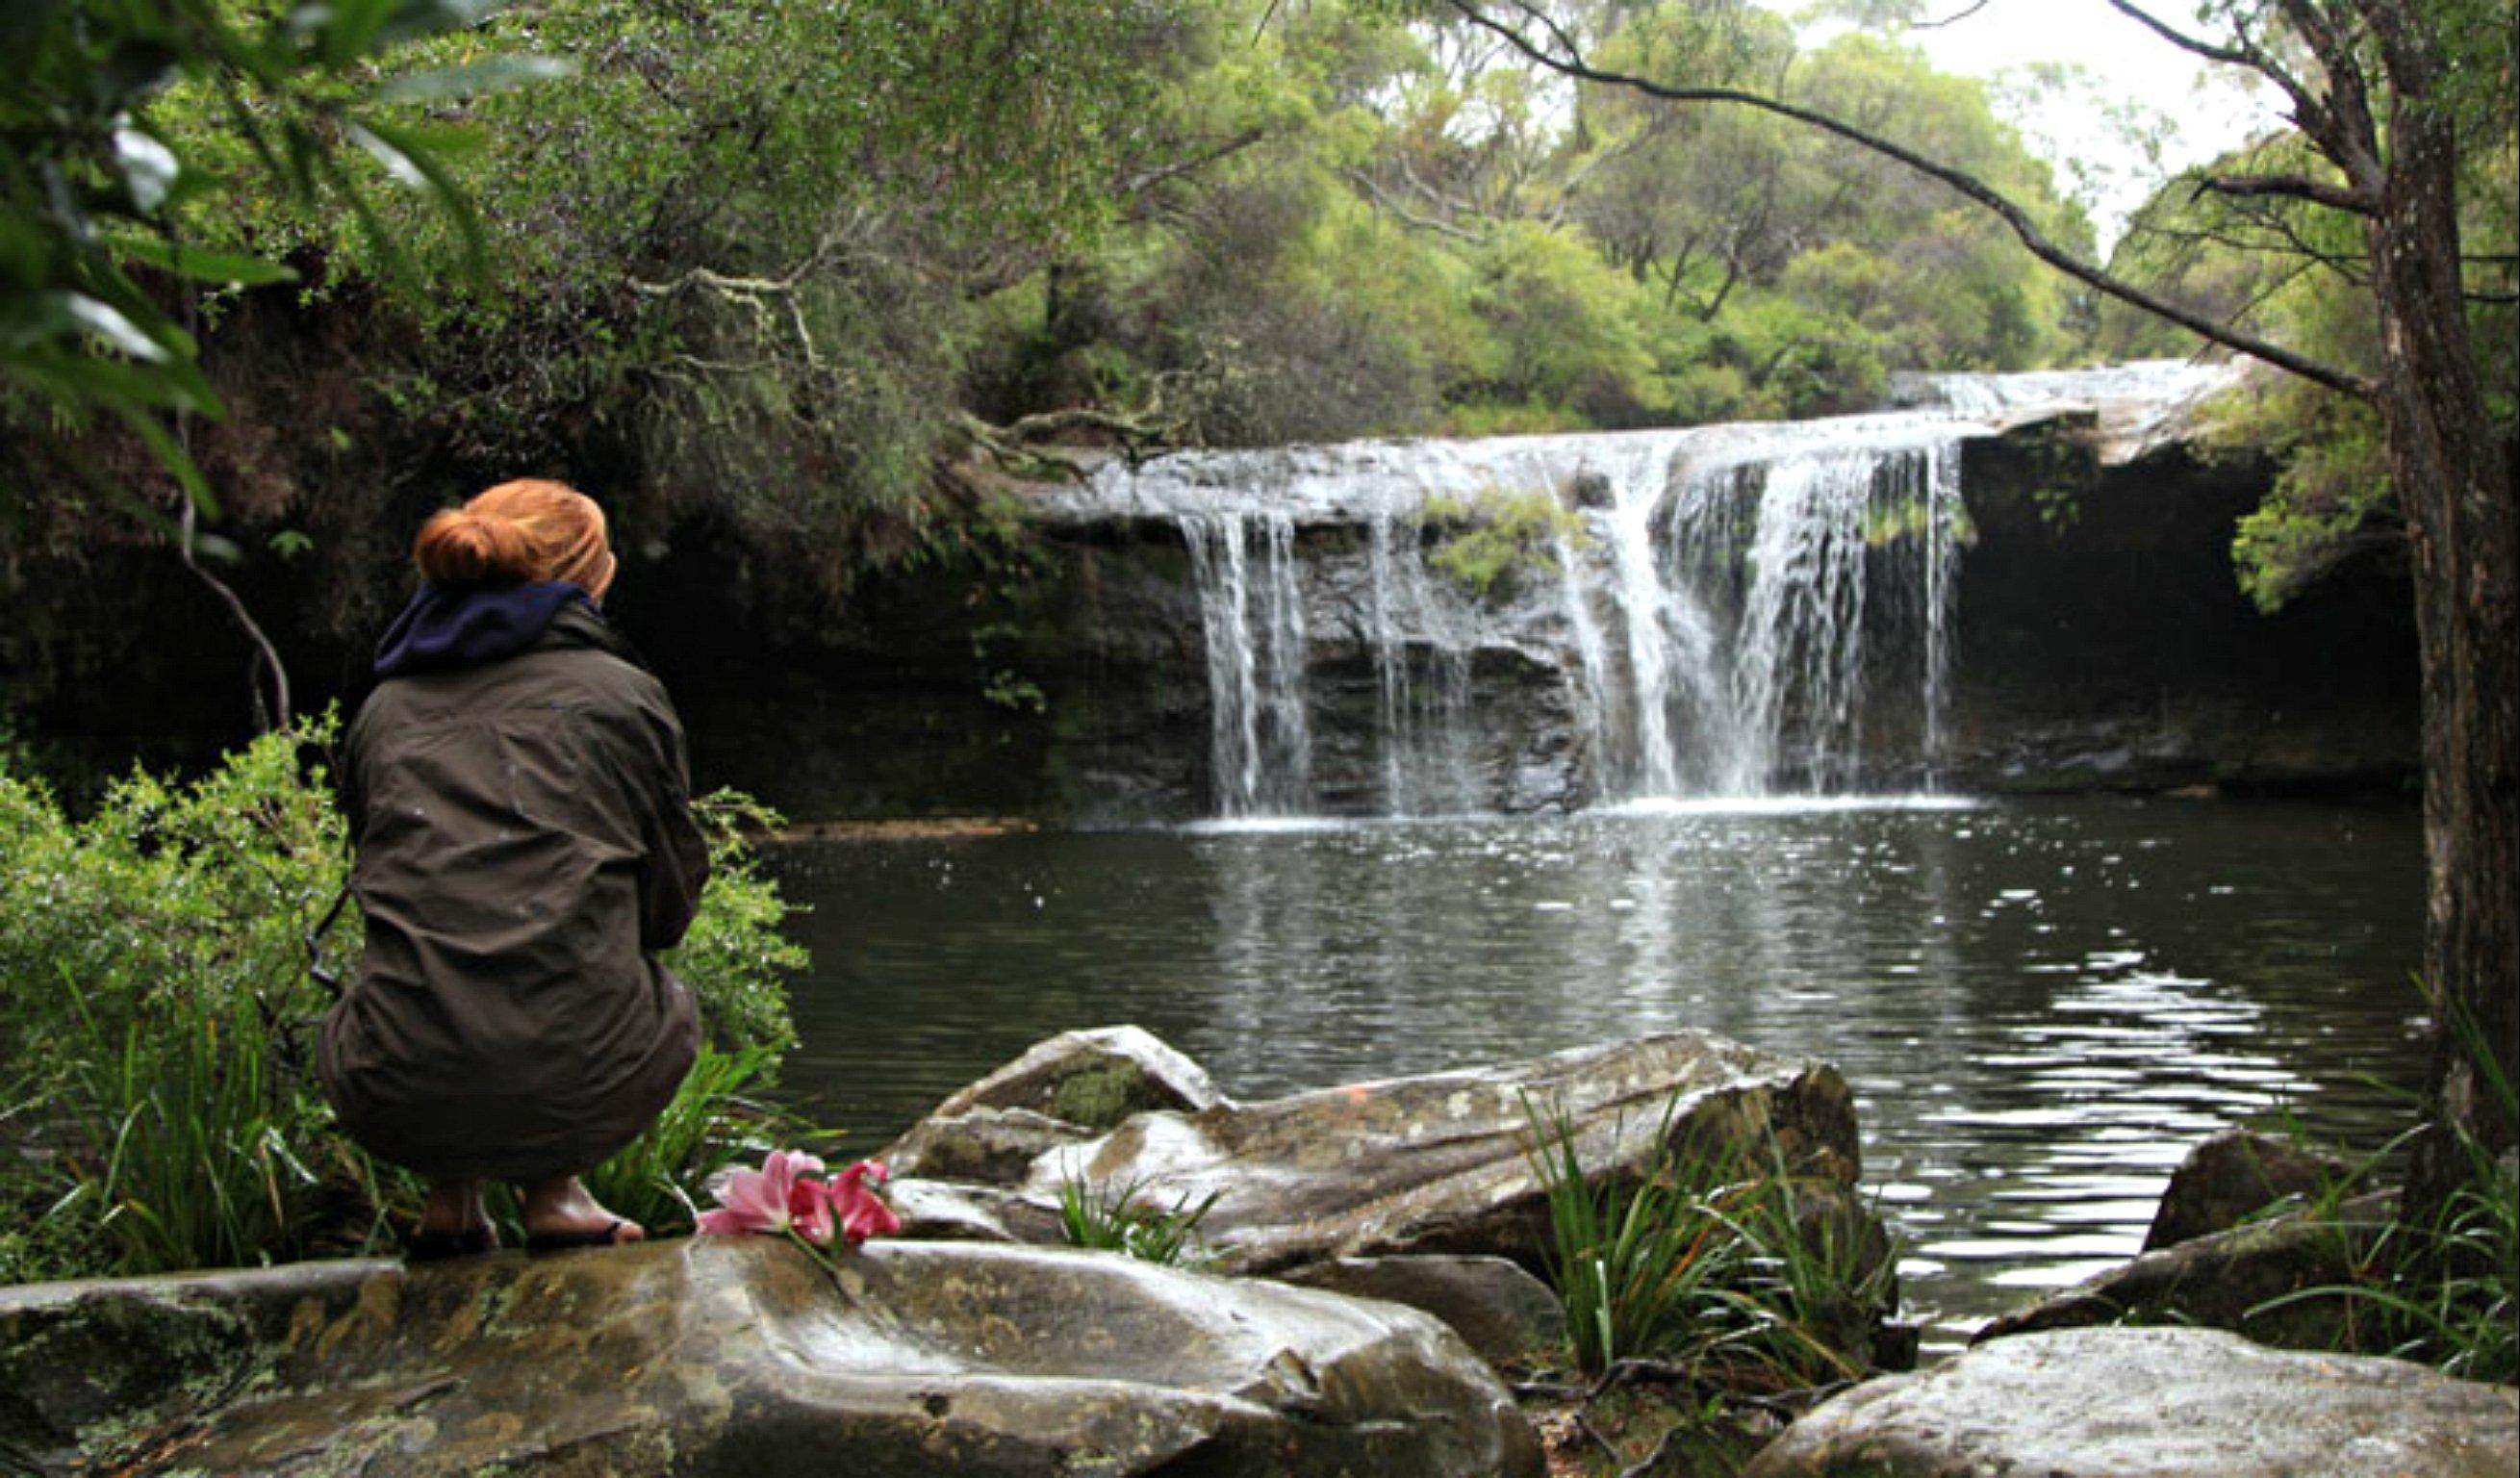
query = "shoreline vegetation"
xmin=0 ymin=718 xmax=812 ymax=1285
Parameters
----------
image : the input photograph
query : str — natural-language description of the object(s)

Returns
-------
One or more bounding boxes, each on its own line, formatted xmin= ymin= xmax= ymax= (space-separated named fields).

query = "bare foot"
xmin=418 ymin=1178 xmax=491 ymax=1237
xmin=520 ymin=1175 xmax=646 ymax=1246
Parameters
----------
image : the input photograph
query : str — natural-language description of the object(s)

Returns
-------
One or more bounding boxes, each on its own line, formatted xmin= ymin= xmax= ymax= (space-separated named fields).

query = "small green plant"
xmin=1056 ymin=1168 xmax=1220 ymax=1267
xmin=1521 ymin=1092 xmax=1892 ymax=1389
xmin=1424 ymin=485 xmax=1589 ymax=598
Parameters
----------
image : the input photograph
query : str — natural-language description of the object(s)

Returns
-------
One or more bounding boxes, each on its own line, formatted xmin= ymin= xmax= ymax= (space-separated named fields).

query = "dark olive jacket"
xmin=317 ymin=601 xmax=707 ymax=1180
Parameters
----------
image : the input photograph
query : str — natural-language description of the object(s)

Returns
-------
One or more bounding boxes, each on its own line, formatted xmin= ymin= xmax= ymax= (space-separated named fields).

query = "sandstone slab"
xmin=1279 ymin=1255 xmax=1566 ymax=1369
xmin=904 ymin=1025 xmax=1223 ymax=1139
xmin=884 ymin=1105 xmax=1096 ymax=1185
xmin=0 ymin=1237 xmax=1540 ymax=1477
xmin=1015 ymin=1031 xmax=1866 ymax=1277
xmin=1745 ymin=1326 xmax=2519 ymax=1478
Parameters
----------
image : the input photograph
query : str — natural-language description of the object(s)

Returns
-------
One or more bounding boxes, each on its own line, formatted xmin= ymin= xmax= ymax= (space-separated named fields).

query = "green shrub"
xmin=1425 ymin=486 xmax=1589 ymax=599
xmin=0 ymin=718 xmax=807 ymax=1281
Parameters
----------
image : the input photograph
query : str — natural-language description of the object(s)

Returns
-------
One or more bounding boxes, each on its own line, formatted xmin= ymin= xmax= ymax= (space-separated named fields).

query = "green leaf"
xmin=110 ymin=126 xmax=180 ymax=213
xmin=376 ymin=54 xmax=573 ymax=103
xmin=60 ymin=293 xmax=170 ymax=362
xmin=8 ymin=347 xmax=218 ymax=417
xmin=110 ymin=236 xmax=299 ymax=288
xmin=348 ymin=118 xmax=487 ymax=276
xmin=303 ymin=0 xmax=396 ymax=65
xmin=376 ymin=0 xmax=506 ymax=49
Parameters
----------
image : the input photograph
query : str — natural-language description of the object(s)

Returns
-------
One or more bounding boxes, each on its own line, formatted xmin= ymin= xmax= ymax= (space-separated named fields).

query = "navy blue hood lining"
xmin=373 ymin=581 xmax=598 ymax=678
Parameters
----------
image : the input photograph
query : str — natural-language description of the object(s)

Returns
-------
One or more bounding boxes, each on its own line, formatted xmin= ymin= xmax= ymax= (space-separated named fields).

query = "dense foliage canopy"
xmin=4 ymin=0 xmax=2104 ymax=622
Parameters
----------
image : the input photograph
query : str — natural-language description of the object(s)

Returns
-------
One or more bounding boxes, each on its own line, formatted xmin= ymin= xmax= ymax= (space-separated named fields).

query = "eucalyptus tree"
xmin=1433 ymin=0 xmax=2515 ymax=1194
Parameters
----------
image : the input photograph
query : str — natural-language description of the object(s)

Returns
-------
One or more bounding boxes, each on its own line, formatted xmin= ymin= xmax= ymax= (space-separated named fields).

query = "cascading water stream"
xmin=1066 ymin=362 xmax=2237 ymax=818
xmin=1181 ymin=509 xmax=1313 ymax=817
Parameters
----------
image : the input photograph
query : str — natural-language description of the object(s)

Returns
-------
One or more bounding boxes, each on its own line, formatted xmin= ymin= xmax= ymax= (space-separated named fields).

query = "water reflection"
xmin=770 ymin=799 xmax=2422 ymax=1342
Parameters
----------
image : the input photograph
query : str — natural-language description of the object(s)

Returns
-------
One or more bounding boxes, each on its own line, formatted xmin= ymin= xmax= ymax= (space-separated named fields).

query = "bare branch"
xmin=2194 ymin=170 xmax=2377 ymax=215
xmin=2102 ymin=1 xmax=2367 ymax=175
xmin=175 ymin=473 xmax=292 ymax=733
xmin=1341 ymin=167 xmax=1488 ymax=242
xmin=2102 ymin=0 xmax=2263 ymax=71
xmin=1122 ymin=129 xmax=1266 ymax=198
xmin=1915 ymin=1 xmax=1997 ymax=29
xmin=1440 ymin=2 xmax=2374 ymax=400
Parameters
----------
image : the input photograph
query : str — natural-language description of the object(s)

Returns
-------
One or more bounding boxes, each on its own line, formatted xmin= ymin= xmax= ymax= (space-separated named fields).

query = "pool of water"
xmin=765 ymin=796 xmax=2424 ymax=1342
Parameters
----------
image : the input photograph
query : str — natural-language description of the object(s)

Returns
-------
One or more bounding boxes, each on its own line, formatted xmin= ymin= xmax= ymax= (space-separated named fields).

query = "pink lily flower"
xmin=698 ymin=1148 xmax=827 ymax=1236
xmin=828 ymin=1159 xmax=902 ymax=1244
xmin=787 ymin=1166 xmax=837 ymax=1246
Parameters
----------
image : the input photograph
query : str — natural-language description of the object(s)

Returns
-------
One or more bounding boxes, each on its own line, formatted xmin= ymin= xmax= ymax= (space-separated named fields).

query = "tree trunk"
xmin=2364 ymin=88 xmax=2520 ymax=1202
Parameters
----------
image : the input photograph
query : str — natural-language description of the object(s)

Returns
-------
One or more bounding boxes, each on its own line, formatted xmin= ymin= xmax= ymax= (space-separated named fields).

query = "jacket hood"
xmin=373 ymin=581 xmax=598 ymax=678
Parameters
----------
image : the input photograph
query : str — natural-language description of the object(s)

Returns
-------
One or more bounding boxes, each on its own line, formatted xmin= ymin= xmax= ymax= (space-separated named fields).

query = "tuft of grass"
xmin=2248 ymin=994 xmax=2518 ymax=1384
xmin=49 ymin=966 xmax=340 ymax=1273
xmin=584 ymin=1041 xmax=821 ymax=1236
xmin=1521 ymin=1090 xmax=1895 ymax=1389
xmin=1056 ymin=1168 xmax=1219 ymax=1268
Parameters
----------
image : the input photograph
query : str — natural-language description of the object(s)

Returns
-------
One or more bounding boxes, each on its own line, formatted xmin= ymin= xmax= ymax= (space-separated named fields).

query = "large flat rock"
xmin=1744 ymin=1326 xmax=2519 ymax=1478
xmin=1012 ymin=1031 xmax=1863 ymax=1276
xmin=0 ymin=1238 xmax=1540 ymax=1476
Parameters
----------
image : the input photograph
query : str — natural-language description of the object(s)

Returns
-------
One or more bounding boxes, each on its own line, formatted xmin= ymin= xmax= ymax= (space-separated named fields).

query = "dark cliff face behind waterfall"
xmin=650 ymin=363 xmax=2416 ymax=823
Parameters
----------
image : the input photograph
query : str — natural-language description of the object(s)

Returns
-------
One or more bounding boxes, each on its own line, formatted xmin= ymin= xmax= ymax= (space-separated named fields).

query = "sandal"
xmin=403 ymin=1223 xmax=497 ymax=1262
xmin=524 ymin=1217 xmax=633 ymax=1253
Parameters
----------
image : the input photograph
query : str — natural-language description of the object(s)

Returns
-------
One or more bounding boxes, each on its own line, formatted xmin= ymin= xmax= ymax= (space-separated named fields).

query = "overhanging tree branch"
xmin=2195 ymin=170 xmax=2378 ymax=215
xmin=1443 ymin=0 xmax=2376 ymax=401
xmin=1123 ymin=129 xmax=1268 ymax=199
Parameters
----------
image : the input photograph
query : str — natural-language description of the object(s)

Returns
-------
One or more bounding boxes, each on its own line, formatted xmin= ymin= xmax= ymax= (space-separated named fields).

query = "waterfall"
xmin=1180 ymin=509 xmax=1312 ymax=817
xmin=1067 ymin=365 xmax=2225 ymax=817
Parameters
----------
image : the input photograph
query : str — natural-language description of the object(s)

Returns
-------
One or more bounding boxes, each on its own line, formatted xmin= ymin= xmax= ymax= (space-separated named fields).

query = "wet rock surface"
xmin=996 ymin=1031 xmax=1867 ymax=1278
xmin=0 ymin=1237 xmax=1540 ymax=1477
xmin=1279 ymin=1256 xmax=1566 ymax=1369
xmin=882 ymin=1105 xmax=1097 ymax=1185
xmin=1973 ymin=1190 xmax=2397 ymax=1350
xmin=1744 ymin=1326 xmax=2519 ymax=1478
xmin=2144 ymin=1126 xmax=2366 ymax=1251
xmin=879 ymin=1028 xmax=1891 ymax=1377
xmin=909 ymin=1024 xmax=1223 ymax=1133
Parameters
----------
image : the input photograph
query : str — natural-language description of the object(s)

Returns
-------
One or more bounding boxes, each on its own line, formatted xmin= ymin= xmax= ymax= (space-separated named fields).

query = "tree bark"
xmin=2355 ymin=23 xmax=2520 ymax=1196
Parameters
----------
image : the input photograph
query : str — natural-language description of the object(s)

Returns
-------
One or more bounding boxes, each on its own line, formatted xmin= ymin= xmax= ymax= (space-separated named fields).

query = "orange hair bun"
xmin=412 ymin=479 xmax=610 ymax=591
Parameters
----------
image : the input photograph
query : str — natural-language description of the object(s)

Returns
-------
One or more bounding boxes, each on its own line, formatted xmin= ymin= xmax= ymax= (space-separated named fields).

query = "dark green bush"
xmin=0 ymin=717 xmax=807 ymax=1282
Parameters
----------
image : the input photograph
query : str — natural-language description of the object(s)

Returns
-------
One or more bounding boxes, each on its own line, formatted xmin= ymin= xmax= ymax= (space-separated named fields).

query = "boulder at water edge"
xmin=1744 ymin=1326 xmax=2518 ymax=1478
xmin=921 ymin=1025 xmax=1223 ymax=1130
xmin=879 ymin=1029 xmax=1892 ymax=1369
xmin=2143 ymin=1127 xmax=2368 ymax=1251
xmin=1013 ymin=1031 xmax=1868 ymax=1277
xmin=0 ymin=1237 xmax=1540 ymax=1477
xmin=1279 ymin=1256 xmax=1566 ymax=1369
xmin=882 ymin=1025 xmax=1226 ymax=1183
xmin=1973 ymin=1189 xmax=2395 ymax=1350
